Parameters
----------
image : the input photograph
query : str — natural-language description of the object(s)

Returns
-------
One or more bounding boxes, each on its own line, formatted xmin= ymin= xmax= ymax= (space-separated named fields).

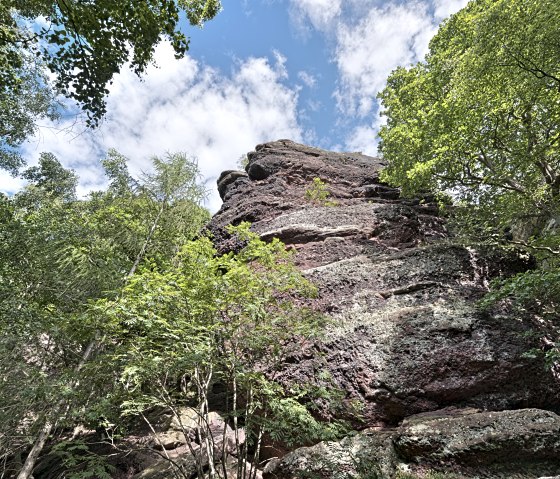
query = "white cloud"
xmin=333 ymin=2 xmax=435 ymax=117
xmin=298 ymin=70 xmax=317 ymax=88
xmin=0 ymin=171 xmax=26 ymax=196
xmin=7 ymin=0 xmax=474 ymax=205
xmin=289 ymin=0 xmax=471 ymax=153
xmin=306 ymin=99 xmax=322 ymax=112
xmin=433 ymin=0 xmax=469 ymax=20
xmin=344 ymin=124 xmax=378 ymax=157
xmin=291 ymin=0 xmax=442 ymax=122
xmin=289 ymin=0 xmax=342 ymax=35
xmin=272 ymin=49 xmax=289 ymax=78
xmin=19 ymin=43 xmax=302 ymax=212
xmin=344 ymin=111 xmax=387 ymax=157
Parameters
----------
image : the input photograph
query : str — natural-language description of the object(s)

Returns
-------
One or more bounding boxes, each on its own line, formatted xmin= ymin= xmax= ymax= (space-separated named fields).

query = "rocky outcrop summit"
xmin=208 ymin=140 xmax=560 ymax=478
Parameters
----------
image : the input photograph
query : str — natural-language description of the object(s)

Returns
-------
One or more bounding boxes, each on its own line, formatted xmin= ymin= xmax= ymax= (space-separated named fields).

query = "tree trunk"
xmin=16 ymin=419 xmax=53 ymax=479
xmin=16 ymin=337 xmax=97 ymax=478
xmin=127 ymin=199 xmax=167 ymax=278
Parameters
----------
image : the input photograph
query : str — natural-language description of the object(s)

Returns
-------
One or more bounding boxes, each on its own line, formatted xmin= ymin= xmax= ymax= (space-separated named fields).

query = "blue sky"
xmin=2 ymin=0 xmax=469 ymax=211
xmin=187 ymin=0 xmax=340 ymax=145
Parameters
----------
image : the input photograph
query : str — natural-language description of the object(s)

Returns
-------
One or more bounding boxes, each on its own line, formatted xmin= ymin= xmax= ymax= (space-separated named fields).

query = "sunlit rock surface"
xmin=209 ymin=139 xmax=558 ymax=425
xmin=208 ymin=139 xmax=560 ymax=478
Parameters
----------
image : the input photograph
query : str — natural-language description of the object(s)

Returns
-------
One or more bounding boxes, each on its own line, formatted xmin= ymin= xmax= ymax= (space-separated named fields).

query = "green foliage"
xmin=51 ymin=440 xmax=115 ymax=479
xmin=0 ymin=1 xmax=221 ymax=173
xmin=378 ymin=0 xmax=560 ymax=350
xmin=483 ymin=267 xmax=560 ymax=315
xmin=96 ymin=223 xmax=335 ymax=476
xmin=378 ymin=0 xmax=560 ymax=235
xmin=2 ymin=0 xmax=221 ymax=127
xmin=395 ymin=472 xmax=458 ymax=479
xmin=237 ymin=153 xmax=249 ymax=170
xmin=0 ymin=151 xmax=208 ymax=474
xmin=21 ymin=152 xmax=78 ymax=201
xmin=0 ymin=4 xmax=58 ymax=172
xmin=481 ymin=259 xmax=560 ymax=364
xmin=266 ymin=395 xmax=347 ymax=447
xmin=305 ymin=177 xmax=338 ymax=206
xmin=0 ymin=153 xmax=335 ymax=476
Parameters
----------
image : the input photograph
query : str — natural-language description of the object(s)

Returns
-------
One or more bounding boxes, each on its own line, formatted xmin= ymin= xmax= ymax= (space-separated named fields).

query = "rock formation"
xmin=208 ymin=139 xmax=560 ymax=478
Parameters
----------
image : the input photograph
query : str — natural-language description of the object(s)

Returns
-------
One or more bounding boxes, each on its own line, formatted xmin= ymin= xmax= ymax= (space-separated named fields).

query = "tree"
xmin=0 ymin=3 xmax=58 ymax=172
xmin=377 ymin=0 xmax=560 ymax=362
xmin=0 ymin=151 xmax=209 ymax=478
xmin=100 ymin=225 xmax=341 ymax=478
xmin=378 ymin=0 xmax=560 ymax=241
xmin=0 ymin=0 xmax=221 ymax=170
xmin=6 ymin=0 xmax=221 ymax=124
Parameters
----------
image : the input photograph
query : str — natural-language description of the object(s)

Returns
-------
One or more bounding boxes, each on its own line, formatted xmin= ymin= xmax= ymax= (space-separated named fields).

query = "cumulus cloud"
xmin=289 ymin=0 xmax=470 ymax=152
xmin=344 ymin=124 xmax=378 ymax=157
xmin=334 ymin=2 xmax=434 ymax=117
xmin=0 ymin=171 xmax=26 ymax=196
xmin=4 ymin=0 xmax=474 ymax=202
xmin=290 ymin=0 xmax=342 ymax=34
xmin=433 ymin=0 xmax=469 ymax=20
xmin=19 ymin=43 xmax=302 ymax=211
xmin=343 ymin=109 xmax=388 ymax=157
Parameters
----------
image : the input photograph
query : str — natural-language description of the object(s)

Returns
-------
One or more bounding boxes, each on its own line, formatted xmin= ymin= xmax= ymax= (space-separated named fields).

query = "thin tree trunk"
xmin=219 ymin=373 xmax=231 ymax=479
xmin=233 ymin=377 xmax=243 ymax=479
xmin=16 ymin=338 xmax=97 ymax=479
xmin=127 ymin=199 xmax=167 ymax=278
xmin=160 ymin=385 xmax=205 ymax=479
xmin=16 ymin=419 xmax=52 ymax=479
xmin=141 ymin=413 xmax=185 ymax=479
xmin=199 ymin=367 xmax=216 ymax=479
xmin=251 ymin=413 xmax=267 ymax=479
xmin=241 ymin=387 xmax=252 ymax=479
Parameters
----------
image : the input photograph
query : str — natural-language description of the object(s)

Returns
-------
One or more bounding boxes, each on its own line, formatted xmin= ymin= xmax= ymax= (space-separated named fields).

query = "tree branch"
xmin=477 ymin=149 xmax=528 ymax=195
xmin=509 ymin=240 xmax=560 ymax=256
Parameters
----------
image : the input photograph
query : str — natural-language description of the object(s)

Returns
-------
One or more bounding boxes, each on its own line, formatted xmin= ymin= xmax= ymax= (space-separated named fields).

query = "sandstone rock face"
xmin=264 ymin=408 xmax=560 ymax=478
xmin=209 ymin=139 xmax=559 ymax=427
xmin=395 ymin=408 xmax=560 ymax=466
xmin=208 ymin=139 xmax=560 ymax=477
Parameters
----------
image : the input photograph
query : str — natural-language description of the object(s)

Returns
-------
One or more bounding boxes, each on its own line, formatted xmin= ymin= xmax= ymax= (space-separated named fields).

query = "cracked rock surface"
xmin=264 ymin=408 xmax=560 ymax=479
xmin=208 ymin=140 xmax=560 ymax=477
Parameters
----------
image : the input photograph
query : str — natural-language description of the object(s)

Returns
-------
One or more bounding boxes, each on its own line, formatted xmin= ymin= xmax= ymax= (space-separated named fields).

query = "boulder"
xmin=263 ymin=429 xmax=396 ymax=479
xmin=395 ymin=408 xmax=560 ymax=466
xmin=264 ymin=408 xmax=560 ymax=479
xmin=217 ymin=169 xmax=249 ymax=201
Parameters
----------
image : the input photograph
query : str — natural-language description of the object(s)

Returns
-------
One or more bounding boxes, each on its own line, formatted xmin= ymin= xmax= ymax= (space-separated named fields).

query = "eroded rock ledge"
xmin=264 ymin=408 xmax=560 ymax=479
xmin=208 ymin=139 xmax=560 ymax=478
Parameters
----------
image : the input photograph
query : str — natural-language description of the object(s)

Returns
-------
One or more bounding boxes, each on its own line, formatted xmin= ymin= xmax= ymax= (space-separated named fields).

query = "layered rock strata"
xmin=208 ymin=139 xmax=560 ymax=477
xmin=210 ymin=139 xmax=559 ymax=423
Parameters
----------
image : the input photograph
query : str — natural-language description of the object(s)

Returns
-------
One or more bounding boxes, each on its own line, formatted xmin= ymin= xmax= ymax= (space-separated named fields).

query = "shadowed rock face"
xmin=263 ymin=408 xmax=560 ymax=479
xmin=209 ymin=140 xmax=560 ymax=429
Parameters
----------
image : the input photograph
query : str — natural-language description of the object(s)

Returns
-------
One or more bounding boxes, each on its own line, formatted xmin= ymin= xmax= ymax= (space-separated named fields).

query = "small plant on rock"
xmin=305 ymin=178 xmax=338 ymax=206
